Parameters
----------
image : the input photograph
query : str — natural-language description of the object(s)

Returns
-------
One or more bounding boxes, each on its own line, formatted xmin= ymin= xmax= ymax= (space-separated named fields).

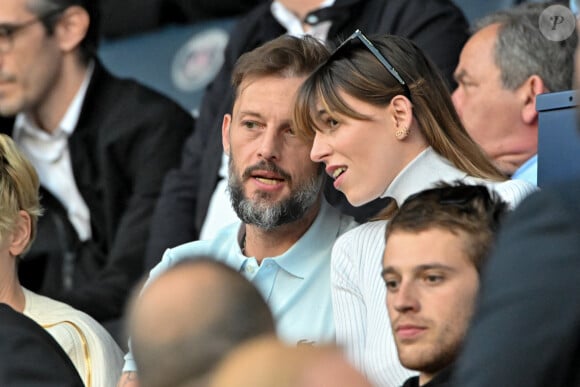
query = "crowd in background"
xmin=0 ymin=0 xmax=578 ymax=386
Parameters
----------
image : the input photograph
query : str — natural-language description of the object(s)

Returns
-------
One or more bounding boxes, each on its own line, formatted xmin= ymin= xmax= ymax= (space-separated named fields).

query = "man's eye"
xmin=242 ymin=121 xmax=259 ymax=129
xmin=424 ymin=275 xmax=444 ymax=285
xmin=384 ymin=279 xmax=399 ymax=291
xmin=0 ymin=26 xmax=15 ymax=38
xmin=460 ymin=80 xmax=477 ymax=88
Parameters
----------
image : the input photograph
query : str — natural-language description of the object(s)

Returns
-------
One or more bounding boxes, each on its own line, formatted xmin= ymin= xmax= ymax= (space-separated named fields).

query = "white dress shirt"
xmin=199 ymin=153 xmax=238 ymax=240
xmin=13 ymin=63 xmax=95 ymax=241
xmin=271 ymin=0 xmax=335 ymax=40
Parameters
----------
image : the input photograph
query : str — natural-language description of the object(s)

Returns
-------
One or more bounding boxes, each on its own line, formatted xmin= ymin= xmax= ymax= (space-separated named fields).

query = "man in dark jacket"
xmin=99 ymin=0 xmax=266 ymax=38
xmin=145 ymin=0 xmax=470 ymax=269
xmin=0 ymin=0 xmax=194 ymax=330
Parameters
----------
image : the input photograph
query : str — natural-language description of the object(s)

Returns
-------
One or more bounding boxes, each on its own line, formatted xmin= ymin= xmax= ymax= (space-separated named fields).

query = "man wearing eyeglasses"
xmin=0 ymin=0 xmax=194 ymax=338
xmin=381 ymin=183 xmax=508 ymax=387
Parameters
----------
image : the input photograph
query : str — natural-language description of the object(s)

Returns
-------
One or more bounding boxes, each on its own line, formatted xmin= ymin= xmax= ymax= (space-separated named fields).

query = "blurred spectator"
xmin=0 ymin=134 xmax=123 ymax=386
xmin=127 ymin=259 xmax=275 ymax=387
xmin=452 ymin=174 xmax=580 ymax=387
xmin=452 ymin=1 xmax=577 ymax=185
xmin=145 ymin=0 xmax=470 ymax=270
xmin=99 ymin=0 xmax=267 ymax=39
xmin=209 ymin=336 xmax=372 ymax=387
xmin=381 ymin=183 xmax=508 ymax=387
xmin=0 ymin=303 xmax=84 ymax=387
xmin=0 ymin=0 xmax=194 ymax=331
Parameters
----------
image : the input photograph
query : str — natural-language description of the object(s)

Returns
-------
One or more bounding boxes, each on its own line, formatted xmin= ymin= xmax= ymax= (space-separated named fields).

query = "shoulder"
xmin=333 ymin=220 xmax=388 ymax=263
xmin=360 ymin=0 xmax=467 ymax=29
xmin=222 ymin=3 xmax=278 ymax=57
xmin=21 ymin=289 xmax=122 ymax=379
xmin=23 ymin=289 xmax=115 ymax=338
xmin=483 ymin=179 xmax=580 ymax=279
xmin=160 ymin=222 xmax=241 ymax=264
xmin=0 ymin=303 xmax=31 ymax=328
xmin=89 ymin=62 xmax=193 ymax=124
xmin=374 ymin=0 xmax=463 ymax=13
xmin=0 ymin=305 xmax=83 ymax=385
xmin=231 ymin=2 xmax=272 ymax=31
xmin=480 ymin=179 xmax=538 ymax=209
xmin=337 ymin=220 xmax=387 ymax=245
xmin=509 ymin=179 xmax=580 ymax=222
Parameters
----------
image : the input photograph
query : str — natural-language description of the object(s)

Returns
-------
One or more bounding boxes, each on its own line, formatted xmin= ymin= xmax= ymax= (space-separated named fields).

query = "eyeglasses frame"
xmin=0 ymin=8 xmax=64 ymax=54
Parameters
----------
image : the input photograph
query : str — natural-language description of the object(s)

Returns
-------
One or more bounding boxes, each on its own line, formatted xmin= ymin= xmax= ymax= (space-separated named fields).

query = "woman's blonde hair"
xmin=0 ymin=134 xmax=42 ymax=255
xmin=294 ymin=33 xmax=506 ymax=184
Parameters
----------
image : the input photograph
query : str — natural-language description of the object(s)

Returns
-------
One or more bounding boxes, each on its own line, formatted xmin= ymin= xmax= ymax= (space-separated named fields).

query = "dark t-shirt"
xmin=401 ymin=367 xmax=453 ymax=387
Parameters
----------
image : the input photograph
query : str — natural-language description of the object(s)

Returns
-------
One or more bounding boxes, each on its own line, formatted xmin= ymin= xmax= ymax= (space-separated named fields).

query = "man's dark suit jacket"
xmin=0 ymin=61 xmax=194 ymax=322
xmin=0 ymin=304 xmax=84 ymax=387
xmin=145 ymin=0 xmax=470 ymax=269
xmin=99 ymin=0 xmax=265 ymax=38
xmin=452 ymin=179 xmax=580 ymax=386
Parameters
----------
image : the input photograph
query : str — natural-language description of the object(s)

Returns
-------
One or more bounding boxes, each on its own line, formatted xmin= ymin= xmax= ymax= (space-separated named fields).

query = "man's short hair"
xmin=129 ymin=258 xmax=275 ymax=387
xmin=231 ymin=35 xmax=330 ymax=98
xmin=26 ymin=0 xmax=99 ymax=63
xmin=475 ymin=2 xmax=577 ymax=92
xmin=0 ymin=134 xmax=42 ymax=255
xmin=385 ymin=182 xmax=508 ymax=272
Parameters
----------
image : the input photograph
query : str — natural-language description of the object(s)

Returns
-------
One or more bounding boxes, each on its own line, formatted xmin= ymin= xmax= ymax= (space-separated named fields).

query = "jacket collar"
xmin=381 ymin=147 xmax=469 ymax=206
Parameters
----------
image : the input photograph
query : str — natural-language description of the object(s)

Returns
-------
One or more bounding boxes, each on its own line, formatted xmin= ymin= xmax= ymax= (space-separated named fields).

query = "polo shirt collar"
xmin=237 ymin=199 xmax=342 ymax=279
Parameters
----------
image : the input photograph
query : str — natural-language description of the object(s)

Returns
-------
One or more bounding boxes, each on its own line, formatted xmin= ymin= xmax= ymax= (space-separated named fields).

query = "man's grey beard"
xmin=227 ymin=159 xmax=324 ymax=231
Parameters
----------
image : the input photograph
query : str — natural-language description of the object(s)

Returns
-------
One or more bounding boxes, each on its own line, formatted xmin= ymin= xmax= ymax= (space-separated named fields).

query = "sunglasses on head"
xmin=330 ymin=29 xmax=412 ymax=101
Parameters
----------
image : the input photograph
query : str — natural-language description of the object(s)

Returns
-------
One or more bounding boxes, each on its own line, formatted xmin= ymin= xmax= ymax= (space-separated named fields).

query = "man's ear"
xmin=9 ymin=211 xmax=31 ymax=257
xmin=390 ymin=95 xmax=413 ymax=138
xmin=54 ymin=6 xmax=89 ymax=53
xmin=520 ymin=75 xmax=546 ymax=125
xmin=222 ymin=114 xmax=232 ymax=156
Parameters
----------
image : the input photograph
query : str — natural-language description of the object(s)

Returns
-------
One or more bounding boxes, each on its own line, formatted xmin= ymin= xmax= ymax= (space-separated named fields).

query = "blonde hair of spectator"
xmin=0 ymin=134 xmax=42 ymax=254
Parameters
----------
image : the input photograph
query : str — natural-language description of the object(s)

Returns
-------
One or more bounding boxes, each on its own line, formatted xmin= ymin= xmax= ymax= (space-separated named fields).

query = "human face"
xmin=223 ymin=75 xmax=323 ymax=230
xmin=382 ymin=228 xmax=479 ymax=384
xmin=310 ymin=90 xmax=409 ymax=207
xmin=452 ymin=24 xmax=535 ymax=176
xmin=0 ymin=0 xmax=63 ymax=117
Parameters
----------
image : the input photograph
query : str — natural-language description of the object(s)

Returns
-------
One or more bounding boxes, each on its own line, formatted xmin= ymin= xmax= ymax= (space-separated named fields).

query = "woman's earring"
xmin=395 ymin=126 xmax=410 ymax=140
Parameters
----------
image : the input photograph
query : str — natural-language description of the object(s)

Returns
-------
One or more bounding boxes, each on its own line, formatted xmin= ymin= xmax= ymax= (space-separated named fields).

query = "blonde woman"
xmin=0 ymin=134 xmax=123 ymax=386
xmin=294 ymin=31 xmax=536 ymax=386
